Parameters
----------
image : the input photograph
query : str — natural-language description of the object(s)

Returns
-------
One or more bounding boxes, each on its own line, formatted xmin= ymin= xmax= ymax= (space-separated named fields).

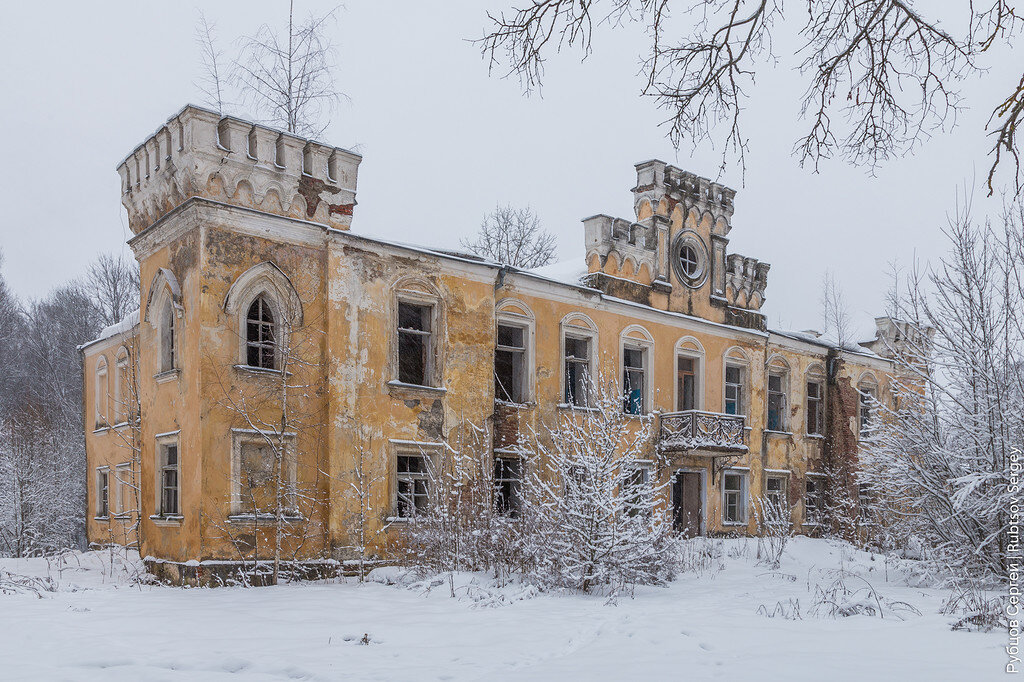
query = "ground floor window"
xmin=160 ymin=442 xmax=179 ymax=516
xmin=765 ymin=475 xmax=788 ymax=515
xmin=805 ymin=475 xmax=825 ymax=525
xmin=96 ymin=468 xmax=109 ymax=518
xmin=114 ymin=464 xmax=132 ymax=516
xmin=494 ymin=456 xmax=522 ymax=516
xmin=722 ymin=471 xmax=748 ymax=524
xmin=396 ymin=453 xmax=429 ymax=517
xmin=621 ymin=465 xmax=652 ymax=516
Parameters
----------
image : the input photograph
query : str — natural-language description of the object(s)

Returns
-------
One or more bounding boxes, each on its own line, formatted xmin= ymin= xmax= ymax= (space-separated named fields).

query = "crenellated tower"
xmin=117 ymin=105 xmax=361 ymax=234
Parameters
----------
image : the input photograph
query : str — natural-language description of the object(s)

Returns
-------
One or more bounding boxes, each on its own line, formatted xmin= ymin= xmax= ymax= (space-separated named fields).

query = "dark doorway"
xmin=672 ymin=471 xmax=703 ymax=537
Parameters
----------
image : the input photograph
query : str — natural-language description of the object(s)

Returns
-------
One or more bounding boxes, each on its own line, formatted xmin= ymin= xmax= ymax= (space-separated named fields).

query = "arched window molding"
xmin=224 ymin=262 xmax=303 ymax=371
xmin=722 ymin=346 xmax=751 ymax=417
xmin=674 ymin=336 xmax=706 ymax=412
xmin=620 ymin=325 xmax=654 ymax=415
xmin=495 ymin=299 xmax=536 ymax=404
xmin=560 ymin=313 xmax=598 ymax=408
xmin=144 ymin=268 xmax=183 ymax=376
xmin=391 ymin=277 xmax=444 ymax=390
xmin=805 ymin=362 xmax=827 ymax=437
xmin=114 ymin=347 xmax=130 ymax=425
xmin=856 ymin=371 xmax=880 ymax=436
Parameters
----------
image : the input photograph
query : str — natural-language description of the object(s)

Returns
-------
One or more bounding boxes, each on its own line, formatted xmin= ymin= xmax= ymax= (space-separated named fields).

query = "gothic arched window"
xmin=246 ymin=296 xmax=277 ymax=369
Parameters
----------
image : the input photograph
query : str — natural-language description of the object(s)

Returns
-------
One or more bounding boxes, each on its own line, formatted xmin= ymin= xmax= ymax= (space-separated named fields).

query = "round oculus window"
xmin=671 ymin=231 xmax=708 ymax=287
xmin=678 ymin=244 xmax=701 ymax=278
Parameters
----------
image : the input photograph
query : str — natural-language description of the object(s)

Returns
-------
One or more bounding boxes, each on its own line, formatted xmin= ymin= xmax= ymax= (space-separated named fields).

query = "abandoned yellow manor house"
xmin=82 ymin=105 xmax=901 ymax=581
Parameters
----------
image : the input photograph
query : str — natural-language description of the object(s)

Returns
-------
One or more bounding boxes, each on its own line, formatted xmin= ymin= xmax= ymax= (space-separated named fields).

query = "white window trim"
xmin=721 ymin=469 xmax=749 ymax=526
xmin=113 ymin=463 xmax=132 ymax=518
xmin=766 ymin=358 xmax=791 ymax=433
xmin=495 ymin=308 xmax=536 ymax=405
xmin=154 ymin=431 xmax=181 ymax=518
xmin=804 ymin=472 xmax=827 ymax=526
xmin=229 ymin=428 xmax=298 ymax=516
xmin=95 ymin=466 xmax=110 ymax=520
xmin=94 ymin=357 xmax=109 ymax=428
xmin=674 ymin=338 xmax=706 ymax=412
xmin=619 ymin=328 xmax=654 ymax=415
xmin=559 ymin=315 xmax=598 ymax=409
xmin=394 ymin=287 xmax=443 ymax=389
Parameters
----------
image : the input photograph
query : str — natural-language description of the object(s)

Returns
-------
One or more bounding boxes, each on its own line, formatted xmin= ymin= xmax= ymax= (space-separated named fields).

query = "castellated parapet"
xmin=116 ymin=105 xmax=362 ymax=233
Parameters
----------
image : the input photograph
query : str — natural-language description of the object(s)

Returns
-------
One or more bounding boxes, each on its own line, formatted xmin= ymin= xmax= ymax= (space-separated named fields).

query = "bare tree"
xmin=821 ymin=270 xmax=852 ymax=348
xmin=479 ymin=2 xmax=1022 ymax=192
xmin=195 ymin=10 xmax=228 ymax=113
xmin=83 ymin=253 xmax=139 ymax=328
xmin=234 ymin=1 xmax=344 ymax=137
xmin=460 ymin=204 xmax=557 ymax=268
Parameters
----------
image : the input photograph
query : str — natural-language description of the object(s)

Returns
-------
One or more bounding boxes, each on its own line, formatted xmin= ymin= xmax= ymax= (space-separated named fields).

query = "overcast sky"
xmin=0 ymin=1 xmax=1019 ymax=341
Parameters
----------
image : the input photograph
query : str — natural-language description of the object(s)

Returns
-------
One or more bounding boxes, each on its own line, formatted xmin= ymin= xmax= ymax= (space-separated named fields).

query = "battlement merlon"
xmin=116 ymin=104 xmax=362 ymax=234
xmin=632 ymin=160 xmax=736 ymax=234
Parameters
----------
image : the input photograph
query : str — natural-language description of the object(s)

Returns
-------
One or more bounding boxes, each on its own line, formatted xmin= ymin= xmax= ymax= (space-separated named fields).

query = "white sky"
xmin=0 ymin=1 xmax=1019 ymax=341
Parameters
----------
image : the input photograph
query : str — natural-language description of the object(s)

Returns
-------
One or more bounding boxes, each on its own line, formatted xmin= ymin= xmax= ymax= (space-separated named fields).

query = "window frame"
xmin=394 ymin=288 xmax=441 ymax=389
xmin=621 ymin=463 xmax=654 ymax=517
xmin=113 ymin=463 xmax=132 ymax=518
xmin=805 ymin=372 xmax=825 ymax=437
xmin=94 ymin=356 xmax=109 ymax=429
xmin=766 ymin=358 xmax=790 ymax=432
xmin=493 ymin=454 xmax=523 ymax=517
xmin=674 ymin=337 xmax=706 ymax=412
xmin=722 ymin=469 xmax=749 ymax=525
xmin=154 ymin=432 xmax=181 ymax=519
xmin=722 ymin=347 xmax=751 ymax=417
xmin=858 ymin=381 xmax=878 ymax=437
xmin=560 ymin=315 xmax=597 ymax=409
xmin=619 ymin=327 xmax=654 ymax=416
xmin=494 ymin=321 xmax=530 ymax=404
xmin=244 ymin=294 xmax=280 ymax=371
xmin=95 ymin=467 xmax=110 ymax=519
xmin=764 ymin=471 xmax=789 ymax=520
xmin=495 ymin=300 xmax=536 ymax=404
xmin=804 ymin=473 xmax=826 ymax=526
xmin=159 ymin=296 xmax=176 ymax=374
xmin=114 ymin=348 xmax=130 ymax=426
xmin=393 ymin=446 xmax=436 ymax=519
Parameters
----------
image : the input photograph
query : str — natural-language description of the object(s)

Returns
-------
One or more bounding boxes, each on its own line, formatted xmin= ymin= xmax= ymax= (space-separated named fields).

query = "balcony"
xmin=658 ymin=410 xmax=747 ymax=454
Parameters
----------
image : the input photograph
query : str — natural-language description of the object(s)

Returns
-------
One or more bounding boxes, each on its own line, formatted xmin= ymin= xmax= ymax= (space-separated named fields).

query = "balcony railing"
xmin=658 ymin=410 xmax=747 ymax=454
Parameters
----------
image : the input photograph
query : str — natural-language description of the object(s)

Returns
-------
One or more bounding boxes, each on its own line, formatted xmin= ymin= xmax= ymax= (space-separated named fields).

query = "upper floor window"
xmin=766 ymin=357 xmax=790 ymax=431
xmin=806 ymin=368 xmax=825 ymax=436
xmin=564 ymin=335 xmax=592 ymax=407
xmin=495 ymin=323 xmax=527 ymax=403
xmin=160 ymin=298 xmax=176 ymax=373
xmin=95 ymin=356 xmax=109 ymax=427
xmin=622 ymin=346 xmax=647 ymax=414
xmin=397 ymin=301 xmax=434 ymax=386
xmin=723 ymin=347 xmax=750 ymax=416
xmin=245 ymin=295 xmax=277 ymax=369
xmin=858 ymin=380 xmax=878 ymax=436
xmin=114 ymin=349 xmax=130 ymax=424
xmin=675 ymin=337 xmax=705 ymax=412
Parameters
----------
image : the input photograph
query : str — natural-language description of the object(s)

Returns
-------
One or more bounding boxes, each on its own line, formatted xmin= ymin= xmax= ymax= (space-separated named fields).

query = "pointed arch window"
xmin=160 ymin=298 xmax=176 ymax=373
xmin=246 ymin=295 xmax=277 ymax=369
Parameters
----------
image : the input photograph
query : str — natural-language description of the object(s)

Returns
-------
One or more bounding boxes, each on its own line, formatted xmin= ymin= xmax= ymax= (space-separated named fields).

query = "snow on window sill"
xmin=227 ymin=513 xmax=305 ymax=524
xmin=112 ymin=421 xmax=130 ymax=429
xmin=556 ymin=403 xmax=599 ymax=413
xmin=94 ymin=516 xmax=110 ymax=522
xmin=92 ymin=426 xmax=110 ymax=434
xmin=764 ymin=429 xmax=793 ymax=437
xmin=154 ymin=369 xmax=180 ymax=384
xmin=494 ymin=399 xmax=534 ymax=409
xmin=722 ymin=520 xmax=748 ymax=527
xmin=385 ymin=516 xmax=413 ymax=523
xmin=805 ymin=433 xmax=825 ymax=440
xmin=233 ymin=364 xmax=290 ymax=377
xmin=149 ymin=514 xmax=183 ymax=527
xmin=386 ymin=380 xmax=447 ymax=398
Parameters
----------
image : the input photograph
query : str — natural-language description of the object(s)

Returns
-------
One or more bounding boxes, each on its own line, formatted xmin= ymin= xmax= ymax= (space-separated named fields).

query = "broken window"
xmin=160 ymin=443 xmax=179 ymax=516
xmin=563 ymin=335 xmax=591 ymax=407
xmin=96 ymin=469 xmax=109 ymax=518
xmin=805 ymin=476 xmax=824 ymax=525
xmin=495 ymin=324 xmax=527 ymax=403
xmin=722 ymin=471 xmax=747 ymax=524
xmin=677 ymin=355 xmax=698 ymax=411
xmin=245 ymin=295 xmax=277 ymax=369
xmin=396 ymin=453 xmax=429 ymax=517
xmin=240 ymin=442 xmax=278 ymax=514
xmin=114 ymin=464 xmax=131 ymax=516
xmin=858 ymin=483 xmax=875 ymax=524
xmin=806 ymin=380 xmax=824 ymax=436
xmin=858 ymin=384 xmax=876 ymax=436
xmin=767 ymin=371 xmax=787 ymax=431
xmin=623 ymin=346 xmax=646 ymax=414
xmin=397 ymin=302 xmax=433 ymax=386
xmin=494 ymin=456 xmax=522 ymax=516
xmin=724 ymin=364 xmax=744 ymax=415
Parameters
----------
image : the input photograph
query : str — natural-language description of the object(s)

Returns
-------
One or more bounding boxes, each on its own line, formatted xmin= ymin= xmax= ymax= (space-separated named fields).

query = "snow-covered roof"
xmin=770 ymin=328 xmax=882 ymax=359
xmin=79 ymin=308 xmax=140 ymax=351
xmin=526 ymin=259 xmax=589 ymax=287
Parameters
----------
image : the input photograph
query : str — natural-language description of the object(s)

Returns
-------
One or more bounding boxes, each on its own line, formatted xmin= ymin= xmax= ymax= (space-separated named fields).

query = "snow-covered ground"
xmin=0 ymin=538 xmax=1005 ymax=681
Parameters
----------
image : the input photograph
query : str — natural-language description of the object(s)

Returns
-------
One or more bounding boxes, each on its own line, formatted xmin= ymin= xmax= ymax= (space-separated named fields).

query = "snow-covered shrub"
xmin=514 ymin=379 xmax=679 ymax=594
xmin=677 ymin=536 xmax=724 ymax=575
xmin=810 ymin=571 xmax=921 ymax=620
xmin=757 ymin=598 xmax=802 ymax=620
xmin=941 ymin=579 xmax=1008 ymax=632
xmin=754 ymin=497 xmax=792 ymax=569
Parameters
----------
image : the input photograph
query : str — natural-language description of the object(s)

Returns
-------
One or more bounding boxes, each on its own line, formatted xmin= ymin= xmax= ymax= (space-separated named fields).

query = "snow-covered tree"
xmin=860 ymin=197 xmax=1024 ymax=579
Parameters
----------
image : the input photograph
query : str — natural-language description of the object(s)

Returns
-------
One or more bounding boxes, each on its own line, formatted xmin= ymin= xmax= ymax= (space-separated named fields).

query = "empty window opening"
xmin=246 ymin=296 xmax=277 ymax=369
xmin=396 ymin=453 xmax=429 ymax=517
xmin=563 ymin=335 xmax=591 ymax=407
xmin=397 ymin=302 xmax=433 ymax=386
xmin=805 ymin=476 xmax=824 ymax=525
xmin=495 ymin=324 xmax=527 ymax=403
xmin=160 ymin=298 xmax=176 ymax=373
xmin=97 ymin=469 xmax=109 ymax=518
xmin=494 ymin=457 xmax=522 ymax=516
xmin=677 ymin=356 xmax=698 ymax=411
xmin=765 ymin=475 xmax=788 ymax=521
